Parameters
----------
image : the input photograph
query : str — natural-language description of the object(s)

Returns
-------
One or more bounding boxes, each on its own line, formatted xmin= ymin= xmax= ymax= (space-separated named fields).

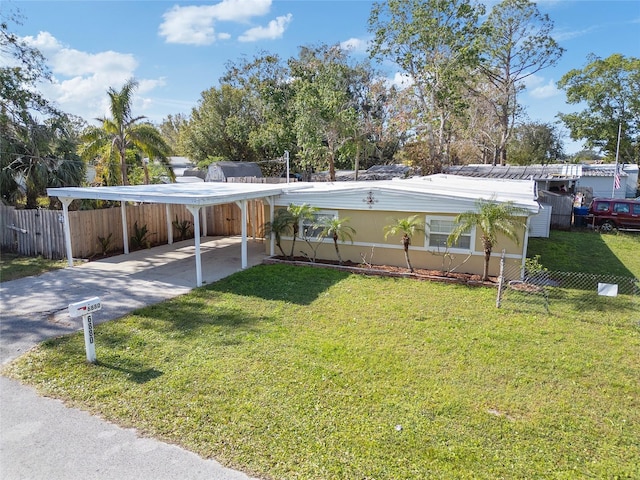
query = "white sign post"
xmin=68 ymin=297 xmax=102 ymax=363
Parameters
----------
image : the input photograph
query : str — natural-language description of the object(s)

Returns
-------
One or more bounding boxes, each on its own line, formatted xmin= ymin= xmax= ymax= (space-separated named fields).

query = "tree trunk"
xmin=403 ymin=235 xmax=413 ymax=272
xmin=120 ymin=146 xmax=129 ymax=186
xmin=333 ymin=234 xmax=343 ymax=265
xmin=289 ymin=225 xmax=298 ymax=259
xmin=482 ymin=238 xmax=493 ymax=281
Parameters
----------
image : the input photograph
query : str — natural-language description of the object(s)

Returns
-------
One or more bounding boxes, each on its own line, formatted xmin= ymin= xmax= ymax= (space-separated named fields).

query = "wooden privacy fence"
xmin=0 ymin=206 xmax=66 ymax=259
xmin=1 ymin=201 xmax=265 ymax=260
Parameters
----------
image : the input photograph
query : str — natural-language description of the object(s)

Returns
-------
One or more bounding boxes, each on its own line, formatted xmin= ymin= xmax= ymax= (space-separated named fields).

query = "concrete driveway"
xmin=1 ymin=236 xmax=266 ymax=480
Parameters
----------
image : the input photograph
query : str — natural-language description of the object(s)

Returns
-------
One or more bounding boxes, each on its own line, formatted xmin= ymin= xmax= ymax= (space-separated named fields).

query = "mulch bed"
xmin=263 ymin=256 xmax=498 ymax=287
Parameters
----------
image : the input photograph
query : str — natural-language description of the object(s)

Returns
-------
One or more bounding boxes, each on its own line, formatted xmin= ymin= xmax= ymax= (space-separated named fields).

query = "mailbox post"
xmin=68 ymin=297 xmax=102 ymax=363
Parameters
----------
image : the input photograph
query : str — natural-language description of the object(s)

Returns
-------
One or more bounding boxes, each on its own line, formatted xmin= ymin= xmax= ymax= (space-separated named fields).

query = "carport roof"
xmin=47 ymin=182 xmax=310 ymax=206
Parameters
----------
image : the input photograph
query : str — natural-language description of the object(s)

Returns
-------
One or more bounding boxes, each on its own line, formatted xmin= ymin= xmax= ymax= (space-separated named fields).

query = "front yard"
xmin=4 ymin=240 xmax=639 ymax=479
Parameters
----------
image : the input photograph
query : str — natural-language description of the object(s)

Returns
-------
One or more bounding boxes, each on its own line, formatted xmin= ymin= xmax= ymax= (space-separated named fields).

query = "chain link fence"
xmin=496 ymin=256 xmax=639 ymax=320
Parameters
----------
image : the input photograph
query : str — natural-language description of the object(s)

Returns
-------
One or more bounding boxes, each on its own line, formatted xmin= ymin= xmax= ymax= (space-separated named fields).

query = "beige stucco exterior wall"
xmin=263 ymin=206 xmax=527 ymax=278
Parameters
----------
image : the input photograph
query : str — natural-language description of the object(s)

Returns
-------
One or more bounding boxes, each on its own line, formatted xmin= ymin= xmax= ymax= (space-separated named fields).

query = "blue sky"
xmin=5 ymin=0 xmax=640 ymax=154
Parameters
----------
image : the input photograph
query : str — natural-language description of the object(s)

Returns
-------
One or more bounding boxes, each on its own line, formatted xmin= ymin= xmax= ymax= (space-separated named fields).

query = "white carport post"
xmin=201 ymin=207 xmax=208 ymax=237
xmin=186 ymin=205 xmax=203 ymax=287
xmin=166 ymin=204 xmax=173 ymax=245
xmin=121 ymin=202 xmax=129 ymax=255
xmin=265 ymin=197 xmax=275 ymax=256
xmin=235 ymin=199 xmax=248 ymax=269
xmin=60 ymin=197 xmax=74 ymax=266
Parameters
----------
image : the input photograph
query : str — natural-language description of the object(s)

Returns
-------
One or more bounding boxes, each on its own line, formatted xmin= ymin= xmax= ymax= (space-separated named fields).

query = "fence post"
xmin=496 ymin=249 xmax=506 ymax=308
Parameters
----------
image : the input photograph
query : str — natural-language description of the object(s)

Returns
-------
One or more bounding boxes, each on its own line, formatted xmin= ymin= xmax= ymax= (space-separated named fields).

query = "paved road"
xmin=1 ymin=237 xmax=266 ymax=480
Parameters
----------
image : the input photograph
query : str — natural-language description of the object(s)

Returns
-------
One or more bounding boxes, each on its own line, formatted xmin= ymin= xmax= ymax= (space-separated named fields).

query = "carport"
xmin=47 ymin=182 xmax=308 ymax=287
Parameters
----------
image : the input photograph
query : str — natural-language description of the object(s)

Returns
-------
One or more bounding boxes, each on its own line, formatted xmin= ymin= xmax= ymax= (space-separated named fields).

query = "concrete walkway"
xmin=1 ymin=237 xmax=266 ymax=480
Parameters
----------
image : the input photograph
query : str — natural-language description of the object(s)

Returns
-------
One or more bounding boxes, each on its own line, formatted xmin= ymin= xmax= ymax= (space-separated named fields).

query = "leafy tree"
xmin=557 ymin=54 xmax=640 ymax=163
xmin=286 ymin=203 xmax=317 ymax=259
xmin=568 ymin=149 xmax=602 ymax=164
xmin=384 ymin=215 xmax=424 ymax=272
xmin=180 ymin=84 xmax=261 ymax=164
xmin=507 ymin=121 xmax=564 ymax=165
xmin=319 ymin=216 xmax=356 ymax=265
xmin=159 ymin=113 xmax=188 ymax=156
xmin=477 ymin=0 xmax=564 ymax=165
xmin=0 ymin=8 xmax=54 ymax=121
xmin=289 ymin=45 xmax=362 ymax=181
xmin=1 ymin=9 xmax=84 ymax=207
xmin=369 ymin=0 xmax=484 ymax=166
xmin=222 ymin=53 xmax=297 ymax=162
xmin=80 ymin=79 xmax=173 ymax=186
xmin=262 ymin=208 xmax=294 ymax=257
xmin=448 ymin=199 xmax=528 ymax=281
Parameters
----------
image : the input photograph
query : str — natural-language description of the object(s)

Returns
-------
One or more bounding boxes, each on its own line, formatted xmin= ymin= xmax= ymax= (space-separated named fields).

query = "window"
xmin=301 ymin=210 xmax=337 ymax=239
xmin=633 ymin=204 xmax=640 ymax=215
xmin=613 ymin=203 xmax=629 ymax=214
xmin=595 ymin=202 xmax=610 ymax=212
xmin=426 ymin=217 xmax=472 ymax=250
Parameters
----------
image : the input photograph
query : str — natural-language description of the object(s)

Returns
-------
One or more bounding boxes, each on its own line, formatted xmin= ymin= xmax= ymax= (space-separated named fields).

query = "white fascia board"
xmin=47 ymin=183 xmax=311 ymax=207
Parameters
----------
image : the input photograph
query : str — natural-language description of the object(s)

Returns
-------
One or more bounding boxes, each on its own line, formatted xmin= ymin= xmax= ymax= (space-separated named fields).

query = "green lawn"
xmin=4 ymin=255 xmax=639 ymax=478
xmin=0 ymin=252 xmax=67 ymax=282
xmin=528 ymin=230 xmax=640 ymax=278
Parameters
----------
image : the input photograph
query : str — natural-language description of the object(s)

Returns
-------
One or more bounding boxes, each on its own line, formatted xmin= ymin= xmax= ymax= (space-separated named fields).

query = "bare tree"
xmin=477 ymin=0 xmax=564 ymax=165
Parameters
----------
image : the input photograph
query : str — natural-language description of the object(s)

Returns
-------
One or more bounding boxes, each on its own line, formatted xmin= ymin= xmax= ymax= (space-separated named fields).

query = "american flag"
xmin=614 ymin=166 xmax=621 ymax=190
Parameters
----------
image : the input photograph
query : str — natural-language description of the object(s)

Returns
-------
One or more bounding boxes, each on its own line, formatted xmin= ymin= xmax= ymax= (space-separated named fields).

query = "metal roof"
xmin=444 ymin=164 xmax=582 ymax=180
xmin=47 ymin=182 xmax=310 ymax=206
xmin=581 ymin=164 xmax=629 ymax=177
xmin=276 ymin=174 xmax=539 ymax=214
xmin=207 ymin=161 xmax=263 ymax=179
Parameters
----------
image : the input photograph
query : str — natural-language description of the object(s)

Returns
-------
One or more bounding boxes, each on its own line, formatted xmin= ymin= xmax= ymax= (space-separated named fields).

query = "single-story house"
xmin=444 ymin=163 xmax=639 ymax=200
xmin=270 ymin=174 xmax=540 ymax=278
xmin=578 ymin=163 xmax=638 ymax=199
xmin=163 ymin=156 xmax=204 ymax=183
xmin=47 ymin=174 xmax=541 ymax=286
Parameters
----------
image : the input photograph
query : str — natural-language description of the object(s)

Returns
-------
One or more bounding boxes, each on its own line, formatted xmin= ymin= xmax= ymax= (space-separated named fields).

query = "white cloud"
xmin=238 ymin=14 xmax=292 ymax=42
xmin=159 ymin=0 xmax=274 ymax=45
xmin=159 ymin=5 xmax=218 ymax=45
xmin=529 ymin=80 xmax=560 ymax=99
xmin=340 ymin=37 xmax=369 ymax=54
xmin=523 ymin=74 xmax=561 ymax=99
xmin=20 ymin=32 xmax=164 ymax=123
xmin=209 ymin=0 xmax=271 ymax=21
xmin=386 ymin=71 xmax=413 ymax=89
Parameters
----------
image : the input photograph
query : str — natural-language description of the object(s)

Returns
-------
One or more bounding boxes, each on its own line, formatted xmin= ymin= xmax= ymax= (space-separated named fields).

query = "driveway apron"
xmin=0 ymin=237 xmax=265 ymax=480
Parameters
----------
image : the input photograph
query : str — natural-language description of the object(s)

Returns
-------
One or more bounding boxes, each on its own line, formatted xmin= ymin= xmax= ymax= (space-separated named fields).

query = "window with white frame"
xmin=301 ymin=210 xmax=338 ymax=239
xmin=426 ymin=216 xmax=472 ymax=250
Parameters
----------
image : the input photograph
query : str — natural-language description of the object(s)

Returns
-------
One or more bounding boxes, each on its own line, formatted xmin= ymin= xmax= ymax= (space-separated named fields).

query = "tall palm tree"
xmin=263 ymin=208 xmax=294 ymax=257
xmin=287 ymin=203 xmax=317 ymax=259
xmin=384 ymin=215 xmax=424 ymax=272
xmin=80 ymin=78 xmax=173 ymax=186
xmin=319 ymin=216 xmax=356 ymax=265
xmin=448 ymin=199 xmax=528 ymax=281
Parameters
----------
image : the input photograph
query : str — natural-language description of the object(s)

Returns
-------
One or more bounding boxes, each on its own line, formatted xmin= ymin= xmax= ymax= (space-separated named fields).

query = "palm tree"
xmin=384 ymin=215 xmax=424 ymax=272
xmin=287 ymin=203 xmax=317 ymax=259
xmin=448 ymin=199 xmax=528 ymax=281
xmin=1 ymin=116 xmax=85 ymax=208
xmin=80 ymin=78 xmax=173 ymax=186
xmin=319 ymin=216 xmax=356 ymax=265
xmin=263 ymin=208 xmax=294 ymax=257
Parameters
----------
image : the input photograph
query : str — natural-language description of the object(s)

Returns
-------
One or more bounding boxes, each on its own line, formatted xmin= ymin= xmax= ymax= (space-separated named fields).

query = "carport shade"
xmin=47 ymin=182 xmax=310 ymax=287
